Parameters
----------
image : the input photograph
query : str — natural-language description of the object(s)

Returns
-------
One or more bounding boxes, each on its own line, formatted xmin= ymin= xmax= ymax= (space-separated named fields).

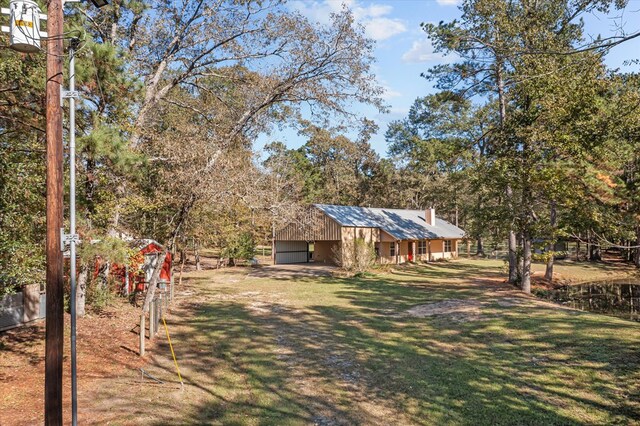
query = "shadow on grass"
xmin=89 ymin=263 xmax=640 ymax=425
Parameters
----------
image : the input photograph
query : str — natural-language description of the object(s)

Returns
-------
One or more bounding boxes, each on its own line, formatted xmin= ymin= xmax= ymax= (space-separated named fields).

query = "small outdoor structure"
xmin=93 ymin=239 xmax=171 ymax=296
xmin=274 ymin=204 xmax=465 ymax=265
xmin=0 ymin=284 xmax=45 ymax=332
xmin=114 ymin=239 xmax=171 ymax=294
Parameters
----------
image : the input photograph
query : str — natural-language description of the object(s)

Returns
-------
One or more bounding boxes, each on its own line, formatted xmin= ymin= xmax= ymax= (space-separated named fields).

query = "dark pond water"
xmin=540 ymin=279 xmax=640 ymax=322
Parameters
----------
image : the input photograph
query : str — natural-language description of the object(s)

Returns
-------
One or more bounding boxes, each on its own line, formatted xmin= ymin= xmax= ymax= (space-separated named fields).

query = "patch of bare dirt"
xmin=0 ymin=297 xmax=153 ymax=425
xmin=403 ymin=295 xmax=547 ymax=322
xmin=404 ymin=294 xmax=580 ymax=323
xmin=406 ymin=299 xmax=482 ymax=318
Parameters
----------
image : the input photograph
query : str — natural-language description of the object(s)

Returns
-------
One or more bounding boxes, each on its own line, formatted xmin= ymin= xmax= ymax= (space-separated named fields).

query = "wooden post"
xmin=163 ymin=292 xmax=168 ymax=314
xmin=140 ymin=251 xmax=168 ymax=352
xmin=139 ymin=314 xmax=145 ymax=356
xmin=149 ymin=299 xmax=155 ymax=339
xmin=170 ymin=274 xmax=174 ymax=302
xmin=44 ymin=0 xmax=65 ymax=421
xmin=271 ymin=222 xmax=276 ymax=264
xmin=395 ymin=241 xmax=399 ymax=264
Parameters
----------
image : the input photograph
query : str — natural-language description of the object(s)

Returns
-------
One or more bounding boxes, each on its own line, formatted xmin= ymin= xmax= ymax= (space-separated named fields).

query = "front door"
xmin=408 ymin=241 xmax=414 ymax=262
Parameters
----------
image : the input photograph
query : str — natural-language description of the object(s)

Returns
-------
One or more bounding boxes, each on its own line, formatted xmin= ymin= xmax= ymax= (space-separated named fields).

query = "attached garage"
xmin=274 ymin=241 xmax=309 ymax=264
xmin=274 ymin=207 xmax=342 ymax=265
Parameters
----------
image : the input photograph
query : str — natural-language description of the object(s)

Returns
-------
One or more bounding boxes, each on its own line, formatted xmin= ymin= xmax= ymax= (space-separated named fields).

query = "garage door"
xmin=275 ymin=241 xmax=309 ymax=264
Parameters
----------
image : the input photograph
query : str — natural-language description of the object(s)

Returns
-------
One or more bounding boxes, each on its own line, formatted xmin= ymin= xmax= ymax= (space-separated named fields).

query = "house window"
xmin=444 ymin=240 xmax=452 ymax=252
xmin=390 ymin=242 xmax=396 ymax=257
xmin=417 ymin=240 xmax=427 ymax=255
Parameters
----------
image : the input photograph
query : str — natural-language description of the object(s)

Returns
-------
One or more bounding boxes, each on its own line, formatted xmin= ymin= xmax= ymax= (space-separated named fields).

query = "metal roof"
xmin=313 ymin=204 xmax=465 ymax=240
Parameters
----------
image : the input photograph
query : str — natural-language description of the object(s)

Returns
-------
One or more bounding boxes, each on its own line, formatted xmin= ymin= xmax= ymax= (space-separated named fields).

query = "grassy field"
xmin=71 ymin=258 xmax=639 ymax=425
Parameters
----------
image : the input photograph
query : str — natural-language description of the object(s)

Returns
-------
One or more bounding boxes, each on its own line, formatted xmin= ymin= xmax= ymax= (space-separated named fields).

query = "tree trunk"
xmin=169 ymin=193 xmax=197 ymax=250
xmin=497 ymin=59 xmax=517 ymax=284
xmin=178 ymin=249 xmax=186 ymax=287
xmin=76 ymin=264 xmax=88 ymax=317
xmin=516 ymin=234 xmax=523 ymax=281
xmin=195 ymin=242 xmax=201 ymax=271
xmin=85 ymin=158 xmax=97 ymax=217
xmin=635 ymin=225 xmax=640 ymax=268
xmin=98 ymin=260 xmax=110 ymax=290
xmin=522 ymin=235 xmax=532 ymax=293
xmin=544 ymin=202 xmax=556 ymax=282
xmin=590 ymin=240 xmax=601 ymax=261
xmin=476 ymin=237 xmax=484 ymax=257
xmin=545 ymin=249 xmax=554 ymax=282
xmin=108 ymin=183 xmax=126 ymax=236
xmin=508 ymin=230 xmax=517 ymax=283
xmin=123 ymin=265 xmax=130 ymax=297
xmin=466 ymin=240 xmax=471 ymax=258
xmin=576 ymin=240 xmax=580 ymax=261
xmin=142 ymin=251 xmax=168 ymax=314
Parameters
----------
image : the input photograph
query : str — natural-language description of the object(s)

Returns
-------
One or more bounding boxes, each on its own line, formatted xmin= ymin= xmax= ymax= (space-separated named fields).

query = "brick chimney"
xmin=425 ymin=208 xmax=436 ymax=226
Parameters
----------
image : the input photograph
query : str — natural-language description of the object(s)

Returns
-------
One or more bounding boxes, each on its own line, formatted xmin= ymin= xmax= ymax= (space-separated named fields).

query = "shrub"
xmin=222 ymin=232 xmax=256 ymax=266
xmin=86 ymin=276 xmax=116 ymax=312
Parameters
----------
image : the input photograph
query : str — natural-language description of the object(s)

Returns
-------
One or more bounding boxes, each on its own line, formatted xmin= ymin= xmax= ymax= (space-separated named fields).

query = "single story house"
xmin=274 ymin=204 xmax=465 ymax=265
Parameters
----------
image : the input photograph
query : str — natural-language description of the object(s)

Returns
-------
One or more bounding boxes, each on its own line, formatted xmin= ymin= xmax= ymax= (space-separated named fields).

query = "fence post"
xmin=170 ymin=274 xmax=174 ymax=303
xmin=154 ymin=297 xmax=161 ymax=336
xmin=139 ymin=314 xmax=145 ymax=356
xmin=149 ymin=299 xmax=155 ymax=340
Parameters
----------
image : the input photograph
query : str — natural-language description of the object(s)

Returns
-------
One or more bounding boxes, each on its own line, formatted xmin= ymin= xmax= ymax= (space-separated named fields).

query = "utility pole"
xmin=2 ymin=0 xmax=108 ymax=422
xmin=44 ymin=0 xmax=64 ymax=423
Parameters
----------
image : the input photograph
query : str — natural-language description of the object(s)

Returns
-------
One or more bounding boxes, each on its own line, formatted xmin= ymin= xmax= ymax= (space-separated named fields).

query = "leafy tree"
xmin=222 ymin=232 xmax=256 ymax=266
xmin=386 ymin=92 xmax=496 ymax=244
xmin=413 ymin=0 xmax=625 ymax=291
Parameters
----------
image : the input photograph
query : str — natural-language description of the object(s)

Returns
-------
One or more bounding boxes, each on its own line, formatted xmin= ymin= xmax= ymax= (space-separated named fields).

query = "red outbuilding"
xmin=96 ymin=239 xmax=172 ymax=295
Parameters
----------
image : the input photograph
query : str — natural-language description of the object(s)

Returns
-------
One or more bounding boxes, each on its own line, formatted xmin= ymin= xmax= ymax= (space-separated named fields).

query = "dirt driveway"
xmin=248 ymin=262 xmax=337 ymax=279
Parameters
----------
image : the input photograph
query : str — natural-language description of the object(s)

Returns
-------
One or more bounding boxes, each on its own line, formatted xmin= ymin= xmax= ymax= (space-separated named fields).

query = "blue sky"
xmin=259 ymin=0 xmax=640 ymax=157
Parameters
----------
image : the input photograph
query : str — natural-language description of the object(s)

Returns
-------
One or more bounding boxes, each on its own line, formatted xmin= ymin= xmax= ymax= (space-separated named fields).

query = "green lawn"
xmin=92 ymin=259 xmax=640 ymax=425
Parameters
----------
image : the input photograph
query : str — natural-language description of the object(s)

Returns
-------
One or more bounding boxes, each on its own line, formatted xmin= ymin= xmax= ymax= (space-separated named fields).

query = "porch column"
xmin=395 ymin=241 xmax=399 ymax=264
xmin=271 ymin=222 xmax=276 ymax=264
xmin=427 ymin=240 xmax=432 ymax=262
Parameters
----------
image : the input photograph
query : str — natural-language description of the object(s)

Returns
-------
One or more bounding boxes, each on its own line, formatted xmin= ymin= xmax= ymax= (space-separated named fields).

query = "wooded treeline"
xmin=388 ymin=0 xmax=640 ymax=292
xmin=0 ymin=0 xmax=386 ymax=295
xmin=266 ymin=0 xmax=640 ymax=293
xmin=1 ymin=0 xmax=639 ymax=296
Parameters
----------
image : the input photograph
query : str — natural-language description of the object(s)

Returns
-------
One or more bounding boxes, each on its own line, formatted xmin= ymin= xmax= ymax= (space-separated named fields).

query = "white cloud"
xmin=365 ymin=17 xmax=407 ymax=41
xmin=290 ymin=1 xmax=407 ymax=41
xmin=381 ymin=85 xmax=402 ymax=101
xmin=436 ymin=0 xmax=461 ymax=5
xmin=401 ymin=38 xmax=446 ymax=63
